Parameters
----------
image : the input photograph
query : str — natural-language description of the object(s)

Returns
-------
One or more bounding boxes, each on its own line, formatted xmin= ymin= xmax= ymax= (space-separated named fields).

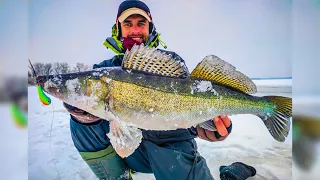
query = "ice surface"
xmin=0 ymin=105 xmax=28 ymax=180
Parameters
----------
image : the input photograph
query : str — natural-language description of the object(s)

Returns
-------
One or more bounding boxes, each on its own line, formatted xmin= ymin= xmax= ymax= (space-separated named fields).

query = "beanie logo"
xmin=148 ymin=12 xmax=152 ymax=20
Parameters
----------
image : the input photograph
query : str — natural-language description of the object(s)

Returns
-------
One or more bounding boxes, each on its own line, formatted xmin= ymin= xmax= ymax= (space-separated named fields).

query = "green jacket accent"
xmin=103 ymin=24 xmax=167 ymax=55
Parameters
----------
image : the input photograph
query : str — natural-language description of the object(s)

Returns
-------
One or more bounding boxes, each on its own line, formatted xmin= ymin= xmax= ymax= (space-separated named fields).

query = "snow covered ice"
xmin=28 ymin=79 xmax=293 ymax=180
xmin=0 ymin=104 xmax=28 ymax=180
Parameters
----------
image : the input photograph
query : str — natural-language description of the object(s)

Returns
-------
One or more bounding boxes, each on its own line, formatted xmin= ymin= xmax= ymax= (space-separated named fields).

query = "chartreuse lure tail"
xmin=28 ymin=59 xmax=51 ymax=106
xmin=37 ymin=86 xmax=51 ymax=105
xmin=10 ymin=103 xmax=27 ymax=128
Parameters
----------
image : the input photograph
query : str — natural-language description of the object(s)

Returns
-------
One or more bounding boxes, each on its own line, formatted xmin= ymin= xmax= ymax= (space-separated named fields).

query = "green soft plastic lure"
xmin=10 ymin=103 xmax=27 ymax=128
xmin=37 ymin=85 xmax=51 ymax=105
xmin=29 ymin=59 xmax=52 ymax=106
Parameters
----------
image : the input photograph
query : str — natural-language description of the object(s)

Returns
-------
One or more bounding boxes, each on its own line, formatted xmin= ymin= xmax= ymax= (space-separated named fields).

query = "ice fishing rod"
xmin=28 ymin=59 xmax=37 ymax=78
xmin=28 ymin=59 xmax=51 ymax=106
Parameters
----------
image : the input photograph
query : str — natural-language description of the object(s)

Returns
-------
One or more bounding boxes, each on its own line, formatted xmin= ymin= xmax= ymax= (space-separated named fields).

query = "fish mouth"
xmin=36 ymin=76 xmax=46 ymax=87
xmin=36 ymin=76 xmax=61 ymax=99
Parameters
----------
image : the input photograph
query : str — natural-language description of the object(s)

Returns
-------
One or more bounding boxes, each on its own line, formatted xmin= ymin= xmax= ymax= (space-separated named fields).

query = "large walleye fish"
xmin=36 ymin=44 xmax=292 ymax=157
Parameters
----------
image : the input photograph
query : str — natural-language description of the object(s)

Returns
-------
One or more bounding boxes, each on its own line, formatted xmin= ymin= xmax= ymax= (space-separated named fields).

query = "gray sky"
xmin=26 ymin=0 xmax=293 ymax=78
xmin=0 ymin=0 xmax=27 ymax=77
xmin=292 ymin=0 xmax=320 ymax=95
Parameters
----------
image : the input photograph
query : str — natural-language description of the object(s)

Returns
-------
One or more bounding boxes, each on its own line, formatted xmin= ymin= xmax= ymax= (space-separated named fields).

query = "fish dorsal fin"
xmin=122 ymin=44 xmax=188 ymax=78
xmin=190 ymin=55 xmax=257 ymax=94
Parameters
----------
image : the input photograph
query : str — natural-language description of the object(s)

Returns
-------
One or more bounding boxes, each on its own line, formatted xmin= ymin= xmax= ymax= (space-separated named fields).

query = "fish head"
xmin=36 ymin=74 xmax=71 ymax=100
xmin=36 ymin=75 xmax=45 ymax=87
xmin=37 ymin=73 xmax=109 ymax=109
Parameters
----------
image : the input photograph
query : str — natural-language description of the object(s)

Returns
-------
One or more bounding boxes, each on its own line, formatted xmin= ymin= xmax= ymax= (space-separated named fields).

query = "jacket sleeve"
xmin=93 ymin=55 xmax=123 ymax=69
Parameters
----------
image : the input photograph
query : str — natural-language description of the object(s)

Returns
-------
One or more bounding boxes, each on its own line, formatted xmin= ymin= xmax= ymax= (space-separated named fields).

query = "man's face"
xmin=120 ymin=14 xmax=149 ymax=44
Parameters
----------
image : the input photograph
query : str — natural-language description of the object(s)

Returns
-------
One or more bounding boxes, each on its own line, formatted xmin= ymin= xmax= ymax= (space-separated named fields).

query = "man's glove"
xmin=196 ymin=115 xmax=232 ymax=142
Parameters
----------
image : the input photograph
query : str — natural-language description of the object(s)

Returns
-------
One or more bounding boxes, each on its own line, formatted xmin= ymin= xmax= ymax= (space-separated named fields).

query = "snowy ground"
xmin=28 ymin=79 xmax=293 ymax=180
xmin=0 ymin=104 xmax=28 ymax=180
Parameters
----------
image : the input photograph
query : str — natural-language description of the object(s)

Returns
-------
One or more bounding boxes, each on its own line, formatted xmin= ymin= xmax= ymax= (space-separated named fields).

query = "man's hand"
xmin=196 ymin=114 xmax=232 ymax=142
xmin=63 ymin=103 xmax=101 ymax=123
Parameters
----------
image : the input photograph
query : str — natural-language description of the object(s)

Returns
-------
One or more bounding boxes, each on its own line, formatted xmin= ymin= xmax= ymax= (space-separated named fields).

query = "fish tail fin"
xmin=260 ymin=96 xmax=292 ymax=142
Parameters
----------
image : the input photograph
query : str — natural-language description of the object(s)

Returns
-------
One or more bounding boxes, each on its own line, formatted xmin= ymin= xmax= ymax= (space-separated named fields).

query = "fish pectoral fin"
xmin=190 ymin=55 xmax=257 ymax=94
xmin=106 ymin=120 xmax=142 ymax=158
xmin=121 ymin=44 xmax=188 ymax=78
xmin=198 ymin=120 xmax=217 ymax=131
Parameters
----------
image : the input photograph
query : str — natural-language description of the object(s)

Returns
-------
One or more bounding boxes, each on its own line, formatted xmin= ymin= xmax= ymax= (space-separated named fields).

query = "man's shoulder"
xmin=93 ymin=55 xmax=123 ymax=69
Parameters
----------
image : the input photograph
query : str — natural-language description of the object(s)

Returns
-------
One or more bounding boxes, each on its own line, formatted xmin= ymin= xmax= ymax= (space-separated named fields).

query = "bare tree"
xmin=73 ymin=64 xmax=90 ymax=72
xmin=52 ymin=62 xmax=61 ymax=74
xmin=84 ymin=64 xmax=91 ymax=71
xmin=74 ymin=63 xmax=85 ymax=72
xmin=60 ymin=62 xmax=70 ymax=73
xmin=33 ymin=63 xmax=45 ymax=75
xmin=43 ymin=63 xmax=52 ymax=76
xmin=30 ymin=61 xmax=91 ymax=76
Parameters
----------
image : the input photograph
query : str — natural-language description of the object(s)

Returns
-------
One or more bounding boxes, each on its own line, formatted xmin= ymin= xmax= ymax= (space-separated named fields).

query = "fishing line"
xmin=29 ymin=59 xmax=61 ymax=178
xmin=49 ymin=104 xmax=62 ymax=180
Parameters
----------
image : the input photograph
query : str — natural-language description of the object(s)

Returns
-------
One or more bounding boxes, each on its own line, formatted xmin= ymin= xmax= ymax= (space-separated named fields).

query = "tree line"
xmin=28 ymin=62 xmax=92 ymax=85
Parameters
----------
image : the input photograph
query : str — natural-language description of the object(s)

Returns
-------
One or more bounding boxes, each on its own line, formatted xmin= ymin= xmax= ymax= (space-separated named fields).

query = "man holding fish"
xmin=35 ymin=0 xmax=289 ymax=179
xmin=64 ymin=1 xmax=232 ymax=179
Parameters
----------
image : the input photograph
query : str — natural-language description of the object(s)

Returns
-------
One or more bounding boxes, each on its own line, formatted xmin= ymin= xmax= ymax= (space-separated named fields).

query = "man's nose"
xmin=131 ymin=25 xmax=139 ymax=34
